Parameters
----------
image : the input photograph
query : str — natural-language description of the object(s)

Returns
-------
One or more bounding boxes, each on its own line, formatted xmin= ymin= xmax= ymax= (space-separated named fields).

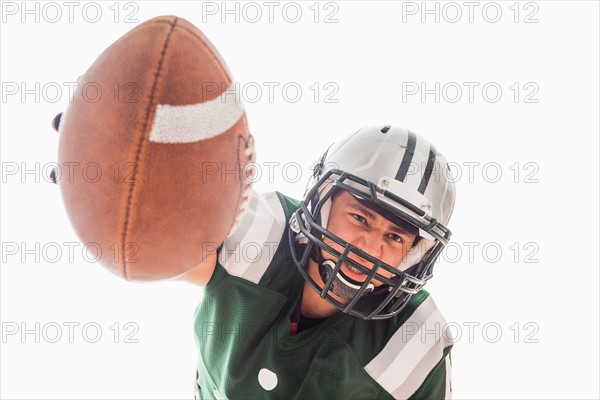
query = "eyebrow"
xmin=347 ymin=202 xmax=375 ymax=219
xmin=346 ymin=202 xmax=412 ymax=236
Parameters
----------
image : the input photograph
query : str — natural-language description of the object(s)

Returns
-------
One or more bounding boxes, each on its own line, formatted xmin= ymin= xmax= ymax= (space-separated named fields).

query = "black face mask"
xmin=309 ymin=244 xmax=383 ymax=301
xmin=289 ymin=169 xmax=451 ymax=320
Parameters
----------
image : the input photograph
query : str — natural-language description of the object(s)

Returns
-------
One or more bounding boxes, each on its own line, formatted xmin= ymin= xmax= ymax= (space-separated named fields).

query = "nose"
xmin=353 ymin=233 xmax=382 ymax=259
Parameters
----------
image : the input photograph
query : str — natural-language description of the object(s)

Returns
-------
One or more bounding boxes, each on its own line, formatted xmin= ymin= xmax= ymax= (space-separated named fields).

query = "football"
xmin=55 ymin=15 xmax=255 ymax=280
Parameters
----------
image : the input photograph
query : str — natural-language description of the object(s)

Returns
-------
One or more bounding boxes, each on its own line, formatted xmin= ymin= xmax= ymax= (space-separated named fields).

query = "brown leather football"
xmin=55 ymin=16 xmax=255 ymax=280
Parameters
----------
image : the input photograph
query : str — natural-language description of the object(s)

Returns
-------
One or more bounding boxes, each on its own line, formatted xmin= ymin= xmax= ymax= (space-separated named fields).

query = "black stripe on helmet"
xmin=418 ymin=145 xmax=436 ymax=194
xmin=394 ymin=130 xmax=417 ymax=182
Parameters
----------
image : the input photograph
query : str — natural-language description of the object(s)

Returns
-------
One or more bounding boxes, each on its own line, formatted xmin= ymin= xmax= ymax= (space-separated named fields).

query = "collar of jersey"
xmin=274 ymin=277 xmax=351 ymax=353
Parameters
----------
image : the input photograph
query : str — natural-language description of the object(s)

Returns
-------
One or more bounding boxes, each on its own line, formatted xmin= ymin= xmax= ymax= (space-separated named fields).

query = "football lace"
xmin=227 ymin=135 xmax=256 ymax=236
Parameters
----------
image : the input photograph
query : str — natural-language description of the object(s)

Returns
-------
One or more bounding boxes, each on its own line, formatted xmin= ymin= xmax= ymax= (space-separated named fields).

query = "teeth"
xmin=347 ymin=265 xmax=364 ymax=275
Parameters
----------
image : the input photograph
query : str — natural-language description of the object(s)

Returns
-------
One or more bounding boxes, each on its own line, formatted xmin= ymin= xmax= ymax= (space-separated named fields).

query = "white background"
xmin=1 ymin=1 xmax=599 ymax=399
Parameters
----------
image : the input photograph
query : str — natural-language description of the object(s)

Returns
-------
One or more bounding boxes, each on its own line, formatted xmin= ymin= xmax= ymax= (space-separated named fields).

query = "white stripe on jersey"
xmin=219 ymin=190 xmax=286 ymax=284
xmin=365 ymin=296 xmax=453 ymax=399
xmin=445 ymin=353 xmax=453 ymax=399
xmin=391 ymin=333 xmax=444 ymax=399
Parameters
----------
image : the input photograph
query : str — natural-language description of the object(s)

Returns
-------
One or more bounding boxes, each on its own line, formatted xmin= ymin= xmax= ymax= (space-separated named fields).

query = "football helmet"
xmin=289 ymin=125 xmax=456 ymax=320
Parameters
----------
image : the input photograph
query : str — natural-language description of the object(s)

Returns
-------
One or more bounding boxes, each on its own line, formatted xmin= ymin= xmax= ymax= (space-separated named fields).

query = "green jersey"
xmin=193 ymin=191 xmax=453 ymax=399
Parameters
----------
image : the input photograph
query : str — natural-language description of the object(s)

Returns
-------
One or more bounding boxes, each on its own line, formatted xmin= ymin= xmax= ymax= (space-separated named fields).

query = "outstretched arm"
xmin=174 ymin=252 xmax=218 ymax=287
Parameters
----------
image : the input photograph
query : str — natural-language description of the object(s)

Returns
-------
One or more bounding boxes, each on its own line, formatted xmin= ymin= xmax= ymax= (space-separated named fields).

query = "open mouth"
xmin=340 ymin=261 xmax=368 ymax=283
xmin=320 ymin=260 xmax=375 ymax=298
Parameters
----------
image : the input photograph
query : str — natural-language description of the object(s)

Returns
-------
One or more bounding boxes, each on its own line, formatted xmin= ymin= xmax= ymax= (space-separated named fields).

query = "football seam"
xmin=121 ymin=17 xmax=179 ymax=280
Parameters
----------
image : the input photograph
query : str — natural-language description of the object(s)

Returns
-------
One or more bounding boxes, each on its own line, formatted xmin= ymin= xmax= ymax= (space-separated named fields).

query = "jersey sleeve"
xmin=407 ymin=348 xmax=453 ymax=400
xmin=215 ymin=190 xmax=288 ymax=283
xmin=364 ymin=295 xmax=454 ymax=399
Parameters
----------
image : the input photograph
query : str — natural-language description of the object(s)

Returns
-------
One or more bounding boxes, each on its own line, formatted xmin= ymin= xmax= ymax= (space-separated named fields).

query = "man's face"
xmin=316 ymin=190 xmax=417 ymax=288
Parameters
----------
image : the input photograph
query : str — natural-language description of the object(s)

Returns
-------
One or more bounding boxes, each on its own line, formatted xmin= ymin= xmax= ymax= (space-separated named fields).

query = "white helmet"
xmin=289 ymin=125 xmax=456 ymax=319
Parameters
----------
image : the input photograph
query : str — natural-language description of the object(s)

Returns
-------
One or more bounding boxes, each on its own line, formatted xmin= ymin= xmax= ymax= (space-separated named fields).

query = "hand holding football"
xmin=55 ymin=16 xmax=254 ymax=280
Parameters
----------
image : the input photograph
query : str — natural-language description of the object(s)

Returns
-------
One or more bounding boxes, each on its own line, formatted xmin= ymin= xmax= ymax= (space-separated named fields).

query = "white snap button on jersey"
xmin=258 ymin=368 xmax=278 ymax=391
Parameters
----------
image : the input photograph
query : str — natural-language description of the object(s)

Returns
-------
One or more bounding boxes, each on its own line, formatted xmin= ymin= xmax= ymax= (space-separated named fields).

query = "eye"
xmin=351 ymin=213 xmax=367 ymax=224
xmin=387 ymin=233 xmax=404 ymax=243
